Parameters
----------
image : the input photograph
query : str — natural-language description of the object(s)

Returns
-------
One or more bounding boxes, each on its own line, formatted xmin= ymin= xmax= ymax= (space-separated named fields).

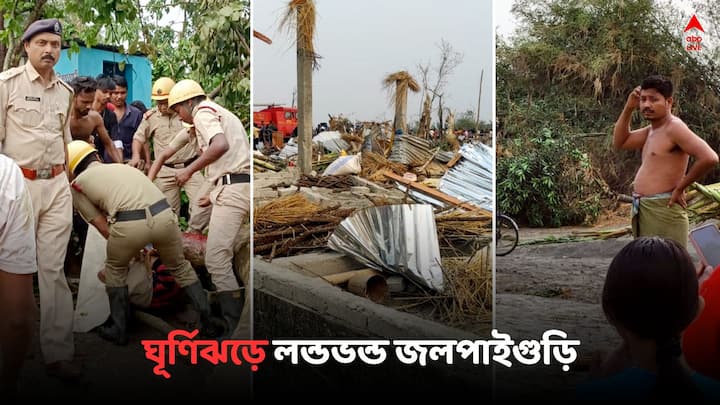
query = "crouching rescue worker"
xmin=66 ymin=140 xmax=216 ymax=344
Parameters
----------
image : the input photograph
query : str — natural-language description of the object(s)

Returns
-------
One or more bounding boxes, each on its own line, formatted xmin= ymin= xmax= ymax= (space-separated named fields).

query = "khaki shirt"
xmin=71 ymin=162 xmax=165 ymax=222
xmin=169 ymin=127 xmax=193 ymax=151
xmin=132 ymin=108 xmax=196 ymax=164
xmin=0 ymin=62 xmax=72 ymax=167
xmin=192 ymin=100 xmax=250 ymax=183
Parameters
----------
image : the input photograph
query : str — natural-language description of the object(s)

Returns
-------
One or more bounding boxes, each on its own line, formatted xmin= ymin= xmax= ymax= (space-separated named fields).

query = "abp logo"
xmin=683 ymin=14 xmax=704 ymax=52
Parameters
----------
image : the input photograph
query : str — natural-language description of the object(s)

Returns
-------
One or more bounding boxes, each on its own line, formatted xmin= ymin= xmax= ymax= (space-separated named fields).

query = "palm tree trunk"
xmin=394 ymin=91 xmax=407 ymax=134
xmin=296 ymin=33 xmax=313 ymax=174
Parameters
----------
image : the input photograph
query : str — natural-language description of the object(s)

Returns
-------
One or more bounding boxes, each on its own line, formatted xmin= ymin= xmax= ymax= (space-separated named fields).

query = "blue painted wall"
xmin=56 ymin=47 xmax=152 ymax=107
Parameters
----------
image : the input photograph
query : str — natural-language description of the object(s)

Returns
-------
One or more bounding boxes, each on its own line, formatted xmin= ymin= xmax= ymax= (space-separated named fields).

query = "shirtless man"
xmin=69 ymin=76 xmax=122 ymax=163
xmin=613 ymin=75 xmax=718 ymax=248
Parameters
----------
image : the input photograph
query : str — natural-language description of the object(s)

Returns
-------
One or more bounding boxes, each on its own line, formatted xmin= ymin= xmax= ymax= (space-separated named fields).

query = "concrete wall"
xmin=254 ymin=257 xmax=477 ymax=339
xmin=253 ymin=258 xmax=491 ymax=397
xmin=56 ymin=47 xmax=152 ymax=107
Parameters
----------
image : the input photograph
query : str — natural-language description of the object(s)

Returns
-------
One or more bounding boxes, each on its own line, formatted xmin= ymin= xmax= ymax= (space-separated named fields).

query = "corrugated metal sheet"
xmin=327 ymin=204 xmax=444 ymax=291
xmin=438 ymin=143 xmax=493 ymax=212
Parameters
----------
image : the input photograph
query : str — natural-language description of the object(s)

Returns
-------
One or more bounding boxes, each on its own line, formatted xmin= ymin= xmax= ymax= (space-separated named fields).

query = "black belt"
xmin=114 ymin=199 xmax=171 ymax=222
xmin=220 ymin=173 xmax=250 ymax=185
xmin=164 ymin=155 xmax=198 ymax=169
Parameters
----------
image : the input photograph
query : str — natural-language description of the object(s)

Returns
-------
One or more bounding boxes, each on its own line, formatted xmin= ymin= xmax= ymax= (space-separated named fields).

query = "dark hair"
xmin=641 ymin=75 xmax=673 ymax=99
xmin=603 ymin=237 xmax=700 ymax=398
xmin=130 ymin=100 xmax=147 ymax=114
xmin=70 ymin=76 xmax=97 ymax=95
xmin=96 ymin=76 xmax=116 ymax=91
xmin=74 ymin=151 xmax=100 ymax=176
xmin=113 ymin=75 xmax=128 ymax=89
xmin=181 ymin=94 xmax=208 ymax=112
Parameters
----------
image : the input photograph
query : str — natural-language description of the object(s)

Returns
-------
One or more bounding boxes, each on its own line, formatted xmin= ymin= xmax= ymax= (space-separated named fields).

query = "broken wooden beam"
xmin=382 ymin=170 xmax=482 ymax=212
xmin=321 ymin=269 xmax=379 ymax=285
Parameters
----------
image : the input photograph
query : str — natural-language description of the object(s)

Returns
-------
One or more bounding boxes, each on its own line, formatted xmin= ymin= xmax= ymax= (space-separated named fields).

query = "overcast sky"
xmin=252 ymin=0 xmax=493 ymax=125
xmin=494 ymin=0 xmax=706 ymax=41
xmin=494 ymin=1 xmax=516 ymax=39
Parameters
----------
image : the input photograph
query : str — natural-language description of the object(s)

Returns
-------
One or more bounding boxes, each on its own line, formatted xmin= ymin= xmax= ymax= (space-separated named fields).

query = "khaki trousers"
xmin=26 ymin=174 xmax=73 ymax=364
xmin=153 ymin=165 xmax=211 ymax=232
xmin=206 ymin=183 xmax=250 ymax=292
xmin=104 ymin=209 xmax=197 ymax=289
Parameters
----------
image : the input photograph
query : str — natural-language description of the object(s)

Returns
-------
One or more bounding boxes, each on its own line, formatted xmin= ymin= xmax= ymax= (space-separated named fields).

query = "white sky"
xmin=494 ymin=0 xmax=708 ymax=43
xmin=252 ymin=0 xmax=494 ymax=125
xmin=493 ymin=1 xmax=516 ymax=39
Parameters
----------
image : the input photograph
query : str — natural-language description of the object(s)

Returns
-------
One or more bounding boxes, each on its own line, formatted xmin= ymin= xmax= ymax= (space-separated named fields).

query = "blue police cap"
xmin=22 ymin=19 xmax=62 ymax=42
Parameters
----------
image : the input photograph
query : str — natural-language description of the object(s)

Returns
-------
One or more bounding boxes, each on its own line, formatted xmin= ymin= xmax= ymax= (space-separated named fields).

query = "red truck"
xmin=253 ymin=105 xmax=298 ymax=139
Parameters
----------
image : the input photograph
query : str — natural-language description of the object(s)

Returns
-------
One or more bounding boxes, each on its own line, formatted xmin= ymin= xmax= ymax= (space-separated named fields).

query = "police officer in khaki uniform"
xmin=129 ymin=77 xmax=210 ymax=233
xmin=66 ymin=140 xmax=217 ymax=344
xmin=0 ymin=19 xmax=80 ymax=380
xmin=168 ymin=80 xmax=250 ymax=338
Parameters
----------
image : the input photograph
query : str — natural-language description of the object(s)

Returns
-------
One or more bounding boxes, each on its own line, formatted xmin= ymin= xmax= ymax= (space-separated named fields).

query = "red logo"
xmin=684 ymin=14 xmax=704 ymax=52
xmin=684 ymin=15 xmax=704 ymax=33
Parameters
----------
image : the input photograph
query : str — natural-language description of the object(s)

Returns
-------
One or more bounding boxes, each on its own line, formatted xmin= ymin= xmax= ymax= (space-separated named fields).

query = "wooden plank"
xmin=321 ymin=269 xmax=379 ymax=285
xmin=382 ymin=170 xmax=482 ymax=212
xmin=418 ymin=148 xmax=440 ymax=172
xmin=446 ymin=152 xmax=462 ymax=168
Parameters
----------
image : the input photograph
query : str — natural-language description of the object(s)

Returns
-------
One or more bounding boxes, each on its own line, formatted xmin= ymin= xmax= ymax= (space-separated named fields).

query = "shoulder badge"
xmin=71 ymin=181 xmax=83 ymax=193
xmin=0 ymin=66 xmax=24 ymax=82
xmin=197 ymin=105 xmax=217 ymax=113
xmin=143 ymin=109 xmax=156 ymax=120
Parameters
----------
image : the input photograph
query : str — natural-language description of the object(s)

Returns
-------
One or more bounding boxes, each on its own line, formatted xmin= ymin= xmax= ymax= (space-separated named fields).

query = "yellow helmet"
xmin=151 ymin=77 xmax=176 ymax=100
xmin=168 ymin=79 xmax=206 ymax=108
xmin=67 ymin=140 xmax=97 ymax=174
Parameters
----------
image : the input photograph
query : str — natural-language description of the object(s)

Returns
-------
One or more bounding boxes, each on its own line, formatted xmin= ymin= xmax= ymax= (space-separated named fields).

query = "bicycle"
xmin=496 ymin=212 xmax=519 ymax=256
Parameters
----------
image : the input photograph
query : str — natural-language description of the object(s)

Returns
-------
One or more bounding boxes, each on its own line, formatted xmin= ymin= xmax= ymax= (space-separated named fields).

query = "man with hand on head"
xmin=613 ymin=75 xmax=719 ymax=248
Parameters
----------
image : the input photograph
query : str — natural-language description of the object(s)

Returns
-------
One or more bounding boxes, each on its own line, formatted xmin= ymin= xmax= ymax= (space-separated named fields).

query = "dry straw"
xmin=281 ymin=0 xmax=320 ymax=68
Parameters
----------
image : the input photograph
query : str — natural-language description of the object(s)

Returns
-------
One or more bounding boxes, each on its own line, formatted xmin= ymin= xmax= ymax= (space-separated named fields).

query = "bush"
xmin=497 ymin=129 xmax=605 ymax=227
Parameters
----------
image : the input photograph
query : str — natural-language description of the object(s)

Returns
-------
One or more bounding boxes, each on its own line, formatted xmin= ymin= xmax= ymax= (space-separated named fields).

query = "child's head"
xmin=603 ymin=237 xmax=699 ymax=341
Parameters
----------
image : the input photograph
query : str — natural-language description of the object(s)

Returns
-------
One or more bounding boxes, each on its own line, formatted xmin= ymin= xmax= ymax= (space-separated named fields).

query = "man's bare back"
xmin=634 ymin=117 xmax=689 ymax=196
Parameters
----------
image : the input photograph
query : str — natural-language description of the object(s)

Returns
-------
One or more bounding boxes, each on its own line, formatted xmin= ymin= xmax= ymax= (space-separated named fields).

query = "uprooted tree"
xmin=497 ymin=0 xmax=720 ymax=227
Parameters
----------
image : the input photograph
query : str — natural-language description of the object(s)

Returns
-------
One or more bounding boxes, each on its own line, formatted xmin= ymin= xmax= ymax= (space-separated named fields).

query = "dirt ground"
xmin=493 ymin=205 xmax=703 ymax=400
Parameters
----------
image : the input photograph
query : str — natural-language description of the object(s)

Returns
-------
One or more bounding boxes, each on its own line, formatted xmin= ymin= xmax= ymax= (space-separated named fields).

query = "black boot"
xmin=98 ymin=286 xmax=129 ymax=345
xmin=183 ymin=281 xmax=222 ymax=337
xmin=216 ymin=291 xmax=243 ymax=338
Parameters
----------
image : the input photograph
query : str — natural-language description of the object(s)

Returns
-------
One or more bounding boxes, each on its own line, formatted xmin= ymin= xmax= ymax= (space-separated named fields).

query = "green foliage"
xmin=146 ymin=0 xmax=251 ymax=128
xmin=0 ymin=0 xmax=139 ymax=68
xmin=498 ymin=128 xmax=604 ymax=227
xmin=454 ymin=110 xmax=476 ymax=130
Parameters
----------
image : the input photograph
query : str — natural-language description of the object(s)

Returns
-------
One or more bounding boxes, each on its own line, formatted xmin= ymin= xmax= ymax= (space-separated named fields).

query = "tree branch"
xmin=6 ymin=0 xmax=48 ymax=69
